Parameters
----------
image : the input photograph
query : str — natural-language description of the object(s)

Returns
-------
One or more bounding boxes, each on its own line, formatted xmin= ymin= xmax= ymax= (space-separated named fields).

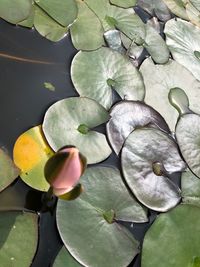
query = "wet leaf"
xmin=142 ymin=204 xmax=200 ymax=267
xmin=57 ymin=166 xmax=147 ymax=267
xmin=70 ymin=0 xmax=104 ymax=50
xmin=106 ymin=100 xmax=170 ymax=155
xmin=140 ymin=58 xmax=200 ymax=131
xmin=71 ymin=47 xmax=145 ymax=109
xmin=42 ymin=97 xmax=111 ymax=164
xmin=162 ymin=0 xmax=189 ymax=19
xmin=0 ymin=148 xmax=19 ymax=192
xmin=44 ymin=82 xmax=55 ymax=91
xmin=53 ymin=246 xmax=83 ymax=267
xmin=34 ymin=6 xmax=68 ymax=42
xmin=165 ymin=18 xmax=200 ymax=81
xmin=104 ymin=29 xmax=125 ymax=53
xmin=0 ymin=211 xmax=38 ymax=267
xmin=35 ymin=0 xmax=77 ymax=27
xmin=186 ymin=2 xmax=200 ymax=28
xmin=121 ymin=127 xmax=185 ymax=211
xmin=109 ymin=0 xmax=137 ymax=8
xmin=0 ymin=0 xmax=32 ymax=24
xmin=13 ymin=125 xmax=54 ymax=191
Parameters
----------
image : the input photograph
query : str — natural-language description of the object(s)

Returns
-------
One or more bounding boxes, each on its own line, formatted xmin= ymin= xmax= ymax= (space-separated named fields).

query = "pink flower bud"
xmin=44 ymin=146 xmax=87 ymax=196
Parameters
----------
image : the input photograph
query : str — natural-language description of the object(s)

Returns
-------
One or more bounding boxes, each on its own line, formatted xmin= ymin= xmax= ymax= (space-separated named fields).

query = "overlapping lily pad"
xmin=142 ymin=204 xmax=200 ymax=267
xmin=140 ymin=58 xmax=200 ymax=131
xmin=0 ymin=149 xmax=19 ymax=192
xmin=186 ymin=1 xmax=200 ymax=28
xmin=71 ymin=47 xmax=145 ymax=109
xmin=42 ymin=97 xmax=111 ymax=164
xmin=109 ymin=0 xmax=137 ymax=8
xmin=13 ymin=125 xmax=53 ymax=191
xmin=53 ymin=247 xmax=83 ymax=267
xmin=121 ymin=127 xmax=185 ymax=211
xmin=165 ymin=18 xmax=200 ymax=81
xmin=56 ymin=166 xmax=147 ymax=267
xmin=106 ymin=100 xmax=170 ymax=155
xmin=0 ymin=211 xmax=38 ymax=267
xmin=162 ymin=0 xmax=189 ymax=19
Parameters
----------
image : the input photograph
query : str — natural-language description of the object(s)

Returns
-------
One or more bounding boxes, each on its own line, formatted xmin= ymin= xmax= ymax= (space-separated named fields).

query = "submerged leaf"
xmin=44 ymin=82 xmax=55 ymax=91
xmin=121 ymin=127 xmax=185 ymax=211
xmin=142 ymin=205 xmax=200 ymax=267
xmin=57 ymin=166 xmax=147 ymax=267
xmin=71 ymin=47 xmax=145 ymax=109
xmin=53 ymin=246 xmax=83 ymax=267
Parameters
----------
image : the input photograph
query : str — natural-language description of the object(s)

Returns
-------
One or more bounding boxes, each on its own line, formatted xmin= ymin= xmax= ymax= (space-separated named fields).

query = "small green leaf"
xmin=106 ymin=78 xmax=116 ymax=87
xmin=77 ymin=124 xmax=89 ymax=135
xmin=103 ymin=209 xmax=115 ymax=223
xmin=44 ymin=82 xmax=55 ymax=91
xmin=169 ymin=87 xmax=191 ymax=116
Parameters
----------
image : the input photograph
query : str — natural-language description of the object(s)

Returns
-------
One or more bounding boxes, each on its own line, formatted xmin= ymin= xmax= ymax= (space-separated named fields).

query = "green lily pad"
xmin=121 ymin=127 xmax=185 ymax=211
xmin=109 ymin=0 xmax=137 ymax=8
xmin=13 ymin=125 xmax=54 ymax=191
xmin=0 ymin=148 xmax=19 ymax=192
xmin=190 ymin=0 xmax=200 ymax=11
xmin=181 ymin=170 xmax=200 ymax=207
xmin=106 ymin=100 xmax=170 ymax=155
xmin=70 ymin=0 xmax=104 ymax=50
xmin=140 ymin=58 xmax=200 ymax=131
xmin=142 ymin=204 xmax=200 ymax=267
xmin=162 ymin=0 xmax=189 ymax=19
xmin=0 ymin=211 xmax=38 ymax=267
xmin=0 ymin=0 xmax=32 ymax=24
xmin=53 ymin=247 xmax=83 ymax=267
xmin=71 ymin=47 xmax=145 ymax=109
xmin=186 ymin=2 xmax=200 ymax=28
xmin=165 ymin=18 xmax=200 ymax=81
xmin=57 ymin=166 xmax=147 ymax=267
xmin=104 ymin=30 xmax=125 ymax=53
xmin=35 ymin=0 xmax=77 ymax=27
xmin=18 ymin=4 xmax=35 ymax=28
xmin=34 ymin=6 xmax=68 ymax=42
xmin=42 ymin=97 xmax=111 ymax=164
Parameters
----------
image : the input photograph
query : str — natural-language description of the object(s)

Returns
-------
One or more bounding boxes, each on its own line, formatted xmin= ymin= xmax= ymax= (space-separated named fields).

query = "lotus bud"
xmin=44 ymin=146 xmax=87 ymax=197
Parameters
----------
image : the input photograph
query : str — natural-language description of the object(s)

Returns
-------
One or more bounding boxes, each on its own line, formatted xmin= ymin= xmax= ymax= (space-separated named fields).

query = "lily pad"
xmin=57 ymin=166 xmax=147 ymax=267
xmin=42 ymin=97 xmax=111 ymax=164
xmin=121 ymin=127 xmax=185 ymax=211
xmin=70 ymin=0 xmax=104 ymax=50
xmin=71 ymin=47 xmax=145 ymax=109
xmin=35 ymin=0 xmax=77 ymax=27
xmin=0 ymin=0 xmax=32 ymax=24
xmin=18 ymin=4 xmax=35 ymax=28
xmin=104 ymin=29 xmax=125 ymax=53
xmin=164 ymin=18 xmax=200 ymax=81
xmin=140 ymin=58 xmax=200 ymax=131
xmin=13 ymin=125 xmax=54 ymax=191
xmin=109 ymin=0 xmax=137 ymax=8
xmin=186 ymin=2 xmax=200 ymax=28
xmin=190 ymin=0 xmax=200 ymax=11
xmin=34 ymin=6 xmax=68 ymax=42
xmin=0 ymin=148 xmax=19 ymax=192
xmin=0 ymin=211 xmax=38 ymax=267
xmin=162 ymin=0 xmax=189 ymax=19
xmin=181 ymin=170 xmax=200 ymax=207
xmin=53 ymin=247 xmax=83 ymax=267
xmin=142 ymin=204 xmax=200 ymax=267
xmin=106 ymin=100 xmax=170 ymax=155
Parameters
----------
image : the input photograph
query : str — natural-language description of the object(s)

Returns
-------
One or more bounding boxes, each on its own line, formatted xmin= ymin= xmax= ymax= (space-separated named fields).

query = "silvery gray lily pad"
xmin=42 ymin=97 xmax=111 ymax=164
xmin=147 ymin=17 xmax=161 ymax=33
xmin=186 ymin=2 xmax=200 ymax=28
xmin=57 ymin=166 xmax=147 ymax=267
xmin=121 ymin=127 xmax=185 ymax=211
xmin=190 ymin=0 xmax=200 ymax=11
xmin=53 ymin=246 xmax=83 ymax=267
xmin=142 ymin=204 xmax=200 ymax=267
xmin=71 ymin=47 xmax=145 ymax=109
xmin=164 ymin=18 xmax=200 ymax=81
xmin=106 ymin=100 xmax=170 ymax=155
xmin=140 ymin=58 xmax=200 ymax=131
xmin=181 ymin=169 xmax=200 ymax=207
xmin=162 ymin=0 xmax=189 ymax=19
xmin=109 ymin=0 xmax=137 ymax=8
xmin=104 ymin=30 xmax=125 ymax=54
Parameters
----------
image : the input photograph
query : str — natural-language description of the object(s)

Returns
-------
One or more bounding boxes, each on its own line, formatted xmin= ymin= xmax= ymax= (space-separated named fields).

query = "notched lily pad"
xmin=71 ymin=47 xmax=145 ymax=109
xmin=56 ymin=166 xmax=147 ymax=267
xmin=121 ymin=127 xmax=185 ymax=211
xmin=53 ymin=246 xmax=83 ymax=267
xmin=106 ymin=100 xmax=170 ymax=155
xmin=42 ymin=97 xmax=112 ymax=164
xmin=142 ymin=204 xmax=200 ymax=267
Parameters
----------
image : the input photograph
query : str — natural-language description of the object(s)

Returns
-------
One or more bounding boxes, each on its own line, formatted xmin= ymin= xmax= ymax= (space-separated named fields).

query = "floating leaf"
xmin=0 ymin=148 xmax=19 ymax=192
xmin=42 ymin=97 xmax=111 ymax=164
xmin=104 ymin=29 xmax=125 ymax=53
xmin=57 ymin=166 xmax=147 ymax=267
xmin=109 ymin=0 xmax=137 ymax=8
xmin=165 ymin=18 xmax=200 ymax=81
xmin=34 ymin=6 xmax=68 ymax=42
xmin=186 ymin=2 xmax=200 ymax=28
xmin=142 ymin=204 xmax=200 ymax=267
xmin=35 ymin=0 xmax=77 ymax=27
xmin=190 ymin=0 xmax=200 ymax=11
xmin=162 ymin=0 xmax=189 ymax=19
xmin=0 ymin=0 xmax=32 ymax=24
xmin=106 ymin=101 xmax=170 ymax=155
xmin=71 ymin=47 xmax=145 ymax=109
xmin=70 ymin=0 xmax=104 ymax=50
xmin=121 ymin=127 xmax=185 ymax=211
xmin=181 ymin=170 xmax=200 ymax=207
xmin=44 ymin=82 xmax=55 ymax=91
xmin=53 ymin=246 xmax=83 ymax=267
xmin=13 ymin=125 xmax=54 ymax=191
xmin=140 ymin=58 xmax=200 ymax=131
xmin=17 ymin=4 xmax=35 ymax=28
xmin=0 ymin=211 xmax=38 ymax=267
